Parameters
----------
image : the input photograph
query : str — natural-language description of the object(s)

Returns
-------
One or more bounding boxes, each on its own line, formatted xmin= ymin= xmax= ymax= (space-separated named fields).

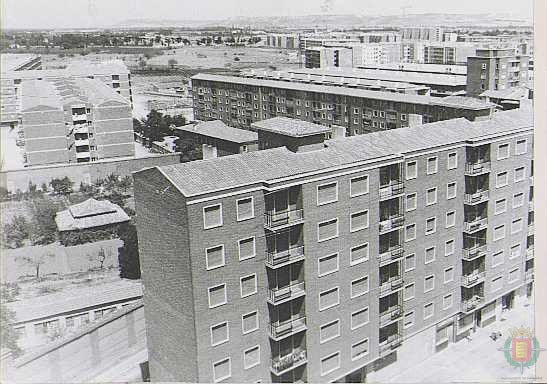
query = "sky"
xmin=1 ymin=0 xmax=534 ymax=29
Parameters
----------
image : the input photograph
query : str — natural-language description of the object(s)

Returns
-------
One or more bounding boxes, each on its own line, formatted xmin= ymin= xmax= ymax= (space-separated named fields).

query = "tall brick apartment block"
xmin=134 ymin=109 xmax=533 ymax=383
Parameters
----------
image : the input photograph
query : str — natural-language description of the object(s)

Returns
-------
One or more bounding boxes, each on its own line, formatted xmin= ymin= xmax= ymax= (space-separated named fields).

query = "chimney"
xmin=408 ymin=114 xmax=423 ymax=127
xmin=202 ymin=144 xmax=218 ymax=159
xmin=331 ymin=125 xmax=346 ymax=139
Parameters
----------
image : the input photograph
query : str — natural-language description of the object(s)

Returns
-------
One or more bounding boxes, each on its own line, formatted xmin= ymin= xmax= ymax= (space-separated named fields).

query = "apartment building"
xmin=190 ymin=73 xmax=495 ymax=135
xmin=423 ymin=44 xmax=477 ymax=65
xmin=401 ymin=27 xmax=444 ymax=42
xmin=134 ymin=109 xmax=533 ymax=383
xmin=20 ymin=77 xmax=134 ymax=166
xmin=466 ymin=48 xmax=530 ymax=96
xmin=304 ymin=47 xmax=353 ymax=69
xmin=1 ymin=54 xmax=42 ymax=71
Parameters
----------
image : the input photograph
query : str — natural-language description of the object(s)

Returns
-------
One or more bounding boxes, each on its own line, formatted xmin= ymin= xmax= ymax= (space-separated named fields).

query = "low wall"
xmin=1 ymin=154 xmax=180 ymax=192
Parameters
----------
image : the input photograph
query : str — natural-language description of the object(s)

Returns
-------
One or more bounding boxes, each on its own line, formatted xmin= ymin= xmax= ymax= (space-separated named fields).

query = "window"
xmin=404 ymin=311 xmax=415 ymax=329
xmin=236 ymin=197 xmax=254 ymax=221
xmin=494 ymin=225 xmax=506 ymax=241
xmin=427 ymin=156 xmax=438 ymax=174
xmin=426 ymin=187 xmax=437 ymax=205
xmin=317 ymin=182 xmax=338 ymax=205
xmin=208 ymin=284 xmax=227 ymax=308
xmin=351 ymin=307 xmax=369 ymax=329
xmin=405 ymin=223 xmax=416 ymax=241
xmin=444 ymin=267 xmax=454 ymax=283
xmin=425 ymin=246 xmax=436 ymax=264
xmin=443 ymin=294 xmax=453 ymax=310
xmin=351 ymin=276 xmax=369 ymax=298
xmin=321 ymin=352 xmax=340 ymax=376
xmin=492 ymin=250 xmax=504 ymax=267
xmin=240 ymin=274 xmax=257 ymax=297
xmin=425 ymin=217 xmax=437 ymax=235
xmin=446 ymin=211 xmax=456 ymax=228
xmin=497 ymin=143 xmax=510 ymax=159
xmin=424 ymin=275 xmax=435 ymax=292
xmin=206 ymin=245 xmax=225 ymax=270
xmin=496 ymin=171 xmax=508 ymax=188
xmin=211 ymin=322 xmax=229 ymax=346
xmin=318 ymin=253 xmax=339 ymax=277
xmin=492 ymin=276 xmax=503 ymax=292
xmin=213 ymin=358 xmax=231 ymax=382
xmin=495 ymin=198 xmax=507 ymax=214
xmin=404 ymin=283 xmax=415 ymax=301
xmin=406 ymin=161 xmax=417 ymax=179
xmin=350 ymin=243 xmax=369 ymax=265
xmin=513 ymin=193 xmax=524 ymax=208
xmin=447 ymin=152 xmax=458 ymax=169
xmin=446 ymin=182 xmax=457 ymax=199
xmin=203 ymin=204 xmax=223 ymax=229
xmin=511 ymin=218 xmax=523 ymax=234
xmin=352 ymin=338 xmax=369 ymax=360
xmin=238 ymin=237 xmax=256 ymax=261
xmin=445 ymin=240 xmax=455 ymax=256
xmin=406 ymin=193 xmax=417 ymax=211
xmin=350 ymin=175 xmax=369 ymax=197
xmin=404 ymin=254 xmax=416 ymax=272
xmin=424 ymin=302 xmax=434 ymax=319
xmin=318 ymin=218 xmax=339 ymax=242
xmin=350 ymin=210 xmax=369 ymax=232
xmin=320 ymin=320 xmax=340 ymax=343
xmin=515 ymin=139 xmax=527 ymax=155
xmin=508 ymin=268 xmax=520 ymax=282
xmin=242 ymin=311 xmax=259 ymax=334
xmin=319 ymin=287 xmax=340 ymax=311
xmin=514 ymin=167 xmax=526 ymax=182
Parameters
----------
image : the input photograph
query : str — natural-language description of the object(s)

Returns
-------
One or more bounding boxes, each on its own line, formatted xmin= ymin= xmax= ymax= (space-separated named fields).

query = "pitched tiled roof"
xmin=55 ymin=198 xmax=130 ymax=231
xmin=431 ymin=95 xmax=498 ymax=110
xmin=175 ymin=120 xmax=258 ymax=143
xmin=480 ymin=87 xmax=530 ymax=100
xmin=252 ymin=117 xmax=331 ymax=137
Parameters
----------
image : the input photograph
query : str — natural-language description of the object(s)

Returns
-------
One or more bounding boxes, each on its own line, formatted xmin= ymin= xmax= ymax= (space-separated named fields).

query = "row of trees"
xmin=1 ymin=177 xmax=74 ymax=202
xmin=133 ymin=110 xmax=186 ymax=144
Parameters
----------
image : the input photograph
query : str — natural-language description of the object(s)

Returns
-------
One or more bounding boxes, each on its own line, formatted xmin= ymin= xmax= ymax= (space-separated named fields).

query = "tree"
xmin=118 ymin=222 xmax=140 ymax=279
xmin=138 ymin=58 xmax=147 ymax=70
xmin=3 ymin=215 xmax=30 ymax=248
xmin=168 ymin=58 xmax=178 ymax=69
xmin=22 ymin=253 xmax=49 ymax=280
xmin=133 ymin=118 xmax=144 ymax=134
xmin=29 ymin=198 xmax=62 ymax=245
xmin=175 ymin=137 xmax=202 ymax=162
xmin=50 ymin=176 xmax=73 ymax=195
xmin=0 ymin=302 xmax=21 ymax=356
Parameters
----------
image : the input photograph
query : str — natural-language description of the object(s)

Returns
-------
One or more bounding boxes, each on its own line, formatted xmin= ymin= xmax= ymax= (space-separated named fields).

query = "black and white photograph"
xmin=0 ymin=0 xmax=544 ymax=383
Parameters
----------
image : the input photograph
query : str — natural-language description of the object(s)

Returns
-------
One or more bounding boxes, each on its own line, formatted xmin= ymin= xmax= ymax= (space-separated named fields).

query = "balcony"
xmin=464 ymin=190 xmax=489 ymax=205
xmin=529 ymin=201 xmax=534 ymax=212
xmin=462 ymin=296 xmax=484 ymax=313
xmin=526 ymin=247 xmax=534 ymax=260
xmin=379 ymin=334 xmax=402 ymax=357
xmin=270 ymin=349 xmax=307 ymax=376
xmin=76 ymin=151 xmax=91 ymax=159
xmin=462 ymin=244 xmax=487 ymax=261
xmin=268 ymin=282 xmax=306 ymax=305
xmin=378 ymin=246 xmax=404 ymax=267
xmin=379 ymin=215 xmax=405 ymax=234
xmin=530 ymin=176 xmax=534 ymax=186
xmin=266 ymin=246 xmax=305 ymax=269
xmin=74 ymin=139 xmax=90 ymax=147
xmin=379 ymin=305 xmax=403 ymax=327
xmin=264 ymin=209 xmax=304 ymax=231
xmin=461 ymin=271 xmax=485 ymax=287
xmin=379 ymin=276 xmax=404 ymax=297
xmin=74 ymin=124 xmax=89 ymax=134
xmin=463 ymin=218 xmax=488 ymax=234
xmin=379 ymin=181 xmax=404 ymax=201
xmin=465 ymin=161 xmax=491 ymax=176
xmin=269 ymin=316 xmax=307 ymax=341
xmin=528 ymin=224 xmax=534 ymax=236
xmin=72 ymin=113 xmax=87 ymax=122
xmin=525 ymin=269 xmax=534 ymax=282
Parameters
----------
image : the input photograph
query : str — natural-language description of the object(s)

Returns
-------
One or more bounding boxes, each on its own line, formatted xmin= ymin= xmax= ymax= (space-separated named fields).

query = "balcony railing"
xmin=271 ymin=349 xmax=307 ymax=376
xmin=526 ymin=247 xmax=534 ymax=260
xmin=378 ymin=245 xmax=404 ymax=266
xmin=72 ymin=113 xmax=87 ymax=122
xmin=530 ymin=176 xmax=534 ymax=186
xmin=267 ymin=282 xmax=305 ymax=305
xmin=462 ymin=296 xmax=484 ymax=312
xmin=379 ymin=334 xmax=402 ymax=356
xmin=463 ymin=218 xmax=488 ymax=233
xmin=265 ymin=246 xmax=305 ymax=269
xmin=525 ymin=270 xmax=534 ymax=282
xmin=462 ymin=244 xmax=487 ymax=261
xmin=269 ymin=315 xmax=307 ymax=341
xmin=76 ymin=151 xmax=91 ymax=159
xmin=379 ymin=305 xmax=403 ymax=327
xmin=529 ymin=201 xmax=534 ymax=212
xmin=74 ymin=139 xmax=90 ymax=147
xmin=379 ymin=276 xmax=404 ymax=297
xmin=379 ymin=214 xmax=405 ymax=234
xmin=464 ymin=190 xmax=489 ymax=205
xmin=379 ymin=181 xmax=404 ymax=200
xmin=465 ymin=161 xmax=491 ymax=176
xmin=528 ymin=224 xmax=534 ymax=236
xmin=264 ymin=209 xmax=304 ymax=230
xmin=461 ymin=271 xmax=486 ymax=287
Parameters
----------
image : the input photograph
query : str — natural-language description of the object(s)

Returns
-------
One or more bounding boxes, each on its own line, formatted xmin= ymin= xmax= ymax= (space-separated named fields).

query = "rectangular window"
xmin=318 ymin=218 xmax=339 ymax=242
xmin=404 ymin=283 xmax=415 ymax=301
xmin=240 ymin=274 xmax=257 ymax=297
xmin=425 ymin=217 xmax=437 ymax=235
xmin=492 ymin=276 xmax=503 ymax=292
xmin=321 ymin=352 xmax=340 ymax=376
xmin=236 ymin=197 xmax=254 ymax=221
xmin=427 ymin=156 xmax=438 ymax=174
xmin=405 ymin=223 xmax=416 ymax=241
xmin=510 ymin=244 xmax=521 ymax=259
xmin=206 ymin=245 xmax=225 ymax=270
xmin=495 ymin=198 xmax=507 ymax=214
xmin=497 ymin=143 xmax=510 ymax=159
xmin=317 ymin=182 xmax=338 ymax=205
xmin=446 ymin=211 xmax=456 ymax=228
xmin=404 ymin=311 xmax=415 ymax=329
xmin=242 ymin=311 xmax=259 ymax=334
xmin=515 ymin=139 xmax=527 ymax=155
xmin=320 ymin=319 xmax=340 ymax=343
xmin=425 ymin=246 xmax=436 ymax=264
xmin=513 ymin=193 xmax=524 ymax=208
xmin=424 ymin=275 xmax=435 ymax=292
xmin=319 ymin=287 xmax=340 ymax=311
xmin=351 ymin=338 xmax=369 ymax=360
xmin=443 ymin=294 xmax=453 ymax=310
xmin=424 ymin=302 xmax=434 ymax=319
xmin=351 ymin=307 xmax=369 ymax=329
xmin=406 ymin=161 xmax=417 ymax=179
xmin=492 ymin=250 xmax=504 ymax=267
xmin=350 ymin=210 xmax=369 ymax=232
xmin=447 ymin=152 xmax=458 ymax=169
xmin=426 ymin=187 xmax=437 ymax=205
xmin=238 ymin=237 xmax=256 ymax=261
xmin=203 ymin=204 xmax=223 ymax=229
xmin=350 ymin=175 xmax=369 ymax=197
xmin=444 ymin=267 xmax=454 ymax=283
xmin=406 ymin=193 xmax=417 ymax=211
xmin=208 ymin=284 xmax=227 ymax=308
xmin=318 ymin=253 xmax=339 ymax=277
xmin=351 ymin=276 xmax=369 ymax=298
xmin=511 ymin=218 xmax=523 ymax=234
xmin=445 ymin=240 xmax=455 ymax=256
xmin=350 ymin=243 xmax=369 ymax=265
xmin=514 ymin=167 xmax=526 ymax=182
xmin=508 ymin=268 xmax=520 ymax=282
xmin=446 ymin=182 xmax=457 ymax=199
xmin=494 ymin=225 xmax=506 ymax=241
xmin=243 ymin=346 xmax=260 ymax=369
xmin=496 ymin=171 xmax=508 ymax=188
xmin=211 ymin=322 xmax=229 ymax=346
xmin=404 ymin=254 xmax=416 ymax=272
xmin=213 ymin=358 xmax=231 ymax=382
